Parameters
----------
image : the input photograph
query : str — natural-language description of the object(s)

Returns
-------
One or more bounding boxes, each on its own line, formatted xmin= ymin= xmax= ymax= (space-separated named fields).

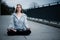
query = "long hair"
xmin=15 ymin=4 xmax=23 ymax=13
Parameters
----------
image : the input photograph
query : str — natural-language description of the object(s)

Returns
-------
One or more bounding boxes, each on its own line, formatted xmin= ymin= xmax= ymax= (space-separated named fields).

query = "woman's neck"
xmin=16 ymin=12 xmax=22 ymax=17
xmin=17 ymin=12 xmax=22 ymax=14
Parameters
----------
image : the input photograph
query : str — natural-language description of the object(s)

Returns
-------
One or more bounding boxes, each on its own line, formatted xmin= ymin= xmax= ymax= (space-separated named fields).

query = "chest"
xmin=14 ymin=15 xmax=25 ymax=23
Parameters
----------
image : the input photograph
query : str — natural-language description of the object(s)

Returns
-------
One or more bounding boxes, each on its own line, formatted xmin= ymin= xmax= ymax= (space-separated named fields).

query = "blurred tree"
xmin=1 ymin=0 xmax=15 ymax=15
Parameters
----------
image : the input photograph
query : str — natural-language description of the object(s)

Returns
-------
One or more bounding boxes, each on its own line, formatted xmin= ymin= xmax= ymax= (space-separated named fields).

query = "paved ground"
xmin=0 ymin=15 xmax=60 ymax=40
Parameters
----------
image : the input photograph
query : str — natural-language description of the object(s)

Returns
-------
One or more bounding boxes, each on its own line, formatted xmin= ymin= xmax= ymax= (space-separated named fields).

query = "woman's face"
xmin=16 ymin=5 xmax=22 ymax=12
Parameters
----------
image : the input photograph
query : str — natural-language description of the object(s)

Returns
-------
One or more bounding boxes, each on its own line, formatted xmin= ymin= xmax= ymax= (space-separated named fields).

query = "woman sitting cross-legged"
xmin=7 ymin=4 xmax=31 ymax=35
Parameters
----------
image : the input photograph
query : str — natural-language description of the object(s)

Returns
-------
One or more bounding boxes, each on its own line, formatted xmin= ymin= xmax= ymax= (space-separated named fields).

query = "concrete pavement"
xmin=0 ymin=15 xmax=60 ymax=40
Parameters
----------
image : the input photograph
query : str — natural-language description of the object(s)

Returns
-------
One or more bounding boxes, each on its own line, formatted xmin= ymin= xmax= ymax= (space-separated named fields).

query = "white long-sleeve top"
xmin=9 ymin=13 xmax=29 ymax=30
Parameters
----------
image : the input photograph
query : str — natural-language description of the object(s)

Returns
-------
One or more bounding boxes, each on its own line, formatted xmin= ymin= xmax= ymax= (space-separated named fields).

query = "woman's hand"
xmin=27 ymin=27 xmax=30 ymax=30
xmin=11 ymin=29 xmax=17 ymax=32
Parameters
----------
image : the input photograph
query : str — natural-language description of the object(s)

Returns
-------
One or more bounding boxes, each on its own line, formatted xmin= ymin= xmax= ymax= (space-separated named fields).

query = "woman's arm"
xmin=8 ymin=15 xmax=14 ymax=29
xmin=24 ymin=14 xmax=30 ymax=29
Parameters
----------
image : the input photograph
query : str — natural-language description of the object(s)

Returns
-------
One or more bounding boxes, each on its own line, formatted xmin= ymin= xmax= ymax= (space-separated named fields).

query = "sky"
xmin=2 ymin=0 xmax=60 ymax=9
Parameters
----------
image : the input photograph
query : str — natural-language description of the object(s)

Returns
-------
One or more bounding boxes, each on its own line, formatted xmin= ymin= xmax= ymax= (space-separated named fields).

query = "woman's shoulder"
xmin=11 ymin=13 xmax=27 ymax=17
xmin=10 ymin=13 xmax=16 ymax=17
xmin=12 ymin=13 xmax=16 ymax=15
xmin=22 ymin=13 xmax=27 ymax=17
xmin=12 ymin=13 xmax=26 ymax=16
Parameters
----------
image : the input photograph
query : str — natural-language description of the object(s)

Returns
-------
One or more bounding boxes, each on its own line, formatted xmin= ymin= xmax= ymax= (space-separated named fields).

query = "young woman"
xmin=7 ymin=4 xmax=31 ymax=35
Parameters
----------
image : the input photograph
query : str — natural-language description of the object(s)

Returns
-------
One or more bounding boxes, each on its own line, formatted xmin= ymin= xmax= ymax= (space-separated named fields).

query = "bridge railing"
xmin=38 ymin=1 xmax=60 ymax=8
xmin=27 ymin=17 xmax=60 ymax=28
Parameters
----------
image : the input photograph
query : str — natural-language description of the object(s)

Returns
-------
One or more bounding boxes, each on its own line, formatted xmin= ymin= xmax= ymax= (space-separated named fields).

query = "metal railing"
xmin=27 ymin=17 xmax=60 ymax=28
xmin=37 ymin=1 xmax=60 ymax=8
